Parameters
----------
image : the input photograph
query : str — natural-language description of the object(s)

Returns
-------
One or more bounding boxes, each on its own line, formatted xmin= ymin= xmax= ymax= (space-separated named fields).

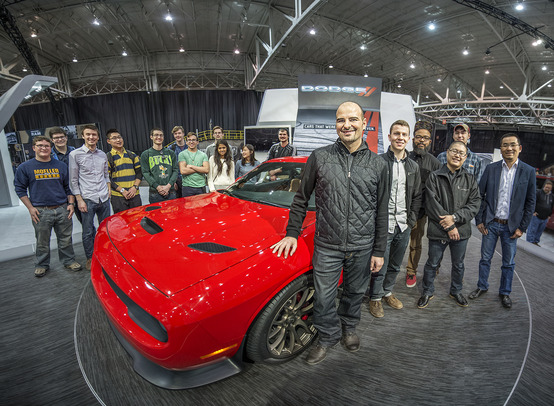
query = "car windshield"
xmin=226 ymin=161 xmax=315 ymax=210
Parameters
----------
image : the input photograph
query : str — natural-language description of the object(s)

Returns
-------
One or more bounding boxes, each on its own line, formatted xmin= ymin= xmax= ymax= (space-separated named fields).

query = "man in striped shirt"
xmin=106 ymin=129 xmax=142 ymax=213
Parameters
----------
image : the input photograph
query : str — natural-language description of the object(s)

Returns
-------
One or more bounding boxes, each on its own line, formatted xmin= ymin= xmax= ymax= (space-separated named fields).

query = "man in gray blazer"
xmin=470 ymin=133 xmax=536 ymax=309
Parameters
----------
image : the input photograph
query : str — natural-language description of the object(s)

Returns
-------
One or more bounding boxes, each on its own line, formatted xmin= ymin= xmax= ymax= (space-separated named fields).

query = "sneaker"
xmin=34 ymin=267 xmax=48 ymax=277
xmin=86 ymin=258 xmax=92 ymax=271
xmin=450 ymin=293 xmax=469 ymax=307
xmin=341 ymin=331 xmax=360 ymax=352
xmin=369 ymin=300 xmax=384 ymax=318
xmin=64 ymin=261 xmax=82 ymax=272
xmin=383 ymin=294 xmax=403 ymax=309
xmin=406 ymin=274 xmax=416 ymax=288
xmin=305 ymin=344 xmax=331 ymax=365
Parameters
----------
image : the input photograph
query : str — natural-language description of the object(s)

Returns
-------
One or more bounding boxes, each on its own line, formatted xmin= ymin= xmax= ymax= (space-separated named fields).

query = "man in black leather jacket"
xmin=272 ymin=101 xmax=388 ymax=365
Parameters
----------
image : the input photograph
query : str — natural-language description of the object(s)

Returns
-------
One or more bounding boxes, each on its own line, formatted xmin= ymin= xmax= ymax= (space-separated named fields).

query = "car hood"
xmin=105 ymin=192 xmax=309 ymax=296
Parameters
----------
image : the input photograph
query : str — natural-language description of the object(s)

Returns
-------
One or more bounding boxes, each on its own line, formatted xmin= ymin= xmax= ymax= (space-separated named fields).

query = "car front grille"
xmin=103 ymin=268 xmax=168 ymax=343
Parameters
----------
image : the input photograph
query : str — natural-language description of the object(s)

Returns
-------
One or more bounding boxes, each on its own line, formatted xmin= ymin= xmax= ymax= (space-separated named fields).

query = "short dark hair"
xmin=213 ymin=126 xmax=223 ymax=132
xmin=172 ymin=126 xmax=184 ymax=134
xmin=390 ymin=120 xmax=410 ymax=135
xmin=449 ymin=141 xmax=468 ymax=152
xmin=544 ymin=180 xmax=553 ymax=188
xmin=150 ymin=128 xmax=163 ymax=136
xmin=500 ymin=133 xmax=520 ymax=145
xmin=48 ymin=127 xmax=65 ymax=137
xmin=81 ymin=124 xmax=99 ymax=135
xmin=33 ymin=135 xmax=52 ymax=146
xmin=186 ymin=132 xmax=198 ymax=141
xmin=106 ymin=128 xmax=120 ymax=139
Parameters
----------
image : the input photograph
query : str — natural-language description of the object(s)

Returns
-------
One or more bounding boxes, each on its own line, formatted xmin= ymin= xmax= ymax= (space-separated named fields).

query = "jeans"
xmin=406 ymin=216 xmax=427 ymax=276
xmin=81 ymin=199 xmax=111 ymax=259
xmin=312 ymin=245 xmax=372 ymax=346
xmin=32 ymin=205 xmax=76 ymax=268
xmin=182 ymin=186 xmax=205 ymax=197
xmin=478 ymin=221 xmax=518 ymax=295
xmin=149 ymin=190 xmax=177 ymax=204
xmin=525 ymin=215 xmax=548 ymax=244
xmin=370 ymin=225 xmax=411 ymax=299
xmin=422 ymin=238 xmax=469 ymax=296
xmin=111 ymin=194 xmax=142 ymax=214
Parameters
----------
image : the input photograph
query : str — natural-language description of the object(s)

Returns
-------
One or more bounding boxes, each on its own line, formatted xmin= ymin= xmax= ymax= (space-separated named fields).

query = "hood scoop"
xmin=188 ymin=242 xmax=237 ymax=254
xmin=140 ymin=217 xmax=163 ymax=235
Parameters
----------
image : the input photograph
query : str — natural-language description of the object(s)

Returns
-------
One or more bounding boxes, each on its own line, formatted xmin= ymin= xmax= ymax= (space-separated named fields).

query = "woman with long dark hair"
xmin=235 ymin=144 xmax=260 ymax=179
xmin=208 ymin=139 xmax=235 ymax=191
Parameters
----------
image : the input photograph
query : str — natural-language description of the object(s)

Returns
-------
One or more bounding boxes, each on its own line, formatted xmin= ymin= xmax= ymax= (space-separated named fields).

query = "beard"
xmin=413 ymin=144 xmax=431 ymax=156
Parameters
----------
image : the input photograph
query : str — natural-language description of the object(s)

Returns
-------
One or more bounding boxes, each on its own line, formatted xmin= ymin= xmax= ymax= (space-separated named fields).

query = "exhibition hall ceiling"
xmin=0 ymin=0 xmax=553 ymax=127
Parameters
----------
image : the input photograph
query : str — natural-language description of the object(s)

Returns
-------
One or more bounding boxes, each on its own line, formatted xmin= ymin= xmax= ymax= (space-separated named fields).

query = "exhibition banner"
xmin=295 ymin=74 xmax=382 ymax=155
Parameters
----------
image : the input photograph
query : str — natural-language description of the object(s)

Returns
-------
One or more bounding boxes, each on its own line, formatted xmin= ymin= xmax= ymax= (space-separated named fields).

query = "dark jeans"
xmin=32 ymin=204 xmax=76 ymax=268
xmin=370 ymin=225 xmax=411 ymax=299
xmin=312 ymin=245 xmax=372 ymax=346
xmin=422 ymin=238 xmax=469 ymax=296
xmin=81 ymin=199 xmax=111 ymax=259
xmin=149 ymin=190 xmax=177 ymax=204
xmin=406 ymin=216 xmax=427 ymax=276
xmin=525 ymin=215 xmax=548 ymax=244
xmin=478 ymin=221 xmax=518 ymax=295
xmin=111 ymin=194 xmax=142 ymax=214
xmin=182 ymin=186 xmax=205 ymax=197
xmin=175 ymin=180 xmax=183 ymax=198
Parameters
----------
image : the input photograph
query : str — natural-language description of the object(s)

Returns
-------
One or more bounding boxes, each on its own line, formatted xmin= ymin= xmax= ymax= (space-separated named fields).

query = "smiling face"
xmin=278 ymin=130 xmax=289 ymax=144
xmin=500 ymin=135 xmax=522 ymax=165
xmin=51 ymin=132 xmax=67 ymax=149
xmin=173 ymin=129 xmax=184 ymax=142
xmin=186 ymin=134 xmax=198 ymax=151
xmin=213 ymin=128 xmax=224 ymax=140
xmin=150 ymin=130 xmax=164 ymax=147
xmin=446 ymin=141 xmax=467 ymax=171
xmin=336 ymin=102 xmax=366 ymax=151
xmin=242 ymin=146 xmax=252 ymax=160
xmin=388 ymin=124 xmax=410 ymax=155
xmin=33 ymin=139 xmax=52 ymax=161
xmin=413 ymin=129 xmax=432 ymax=151
xmin=82 ymin=128 xmax=99 ymax=149
xmin=107 ymin=132 xmax=123 ymax=149
xmin=453 ymin=125 xmax=470 ymax=144
xmin=218 ymin=143 xmax=228 ymax=158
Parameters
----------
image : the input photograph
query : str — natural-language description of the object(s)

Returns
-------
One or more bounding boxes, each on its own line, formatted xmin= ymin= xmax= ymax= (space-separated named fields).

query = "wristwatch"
xmin=133 ymin=185 xmax=139 ymax=190
xmin=452 ymin=213 xmax=458 ymax=223
xmin=120 ymin=188 xmax=126 ymax=193
xmin=67 ymin=203 xmax=74 ymax=206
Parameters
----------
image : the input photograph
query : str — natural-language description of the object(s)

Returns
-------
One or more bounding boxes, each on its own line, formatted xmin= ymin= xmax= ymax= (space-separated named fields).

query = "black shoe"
xmin=450 ymin=293 xmax=469 ymax=307
xmin=417 ymin=295 xmax=434 ymax=309
xmin=469 ymin=288 xmax=488 ymax=299
xmin=499 ymin=294 xmax=512 ymax=309
xmin=341 ymin=331 xmax=360 ymax=352
xmin=305 ymin=344 xmax=331 ymax=365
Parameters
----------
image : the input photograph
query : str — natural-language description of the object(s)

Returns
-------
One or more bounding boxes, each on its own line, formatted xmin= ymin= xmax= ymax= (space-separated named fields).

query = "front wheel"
xmin=246 ymin=274 xmax=316 ymax=363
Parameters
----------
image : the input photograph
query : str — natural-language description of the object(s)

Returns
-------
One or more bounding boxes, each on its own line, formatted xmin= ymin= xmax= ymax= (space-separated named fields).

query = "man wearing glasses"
xmin=15 ymin=136 xmax=82 ymax=277
xmin=178 ymin=132 xmax=209 ymax=197
xmin=405 ymin=121 xmax=441 ymax=288
xmin=140 ymin=128 xmax=178 ymax=203
xmin=470 ymin=134 xmax=536 ymax=309
xmin=106 ymin=129 xmax=142 ymax=213
xmin=50 ymin=127 xmax=75 ymax=166
xmin=417 ymin=141 xmax=481 ymax=309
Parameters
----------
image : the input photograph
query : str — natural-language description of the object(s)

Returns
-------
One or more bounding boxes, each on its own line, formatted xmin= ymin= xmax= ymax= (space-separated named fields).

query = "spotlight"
xmin=234 ymin=48 xmax=240 ymax=54
xmin=485 ymin=69 xmax=490 ymax=74
xmin=122 ymin=51 xmax=128 ymax=56
xmin=515 ymin=3 xmax=524 ymax=11
xmin=364 ymin=73 xmax=368 ymax=77
xmin=30 ymin=31 xmax=37 ymax=38
xmin=309 ymin=28 xmax=316 ymax=35
xmin=72 ymin=57 xmax=78 ymax=63
xmin=360 ymin=45 xmax=366 ymax=50
xmin=93 ymin=18 xmax=100 ymax=26
xmin=409 ymin=63 xmax=415 ymax=69
xmin=165 ymin=13 xmax=173 ymax=21
xmin=22 ymin=67 xmax=27 ymax=72
xmin=463 ymin=48 xmax=469 ymax=56
xmin=437 ymin=78 xmax=442 ymax=82
xmin=500 ymin=85 xmax=504 ymax=89
xmin=542 ymin=65 xmax=547 ymax=71
xmin=328 ymin=64 xmax=334 ymax=69
xmin=179 ymin=47 xmax=185 ymax=53
xmin=428 ymin=23 xmax=436 ymax=31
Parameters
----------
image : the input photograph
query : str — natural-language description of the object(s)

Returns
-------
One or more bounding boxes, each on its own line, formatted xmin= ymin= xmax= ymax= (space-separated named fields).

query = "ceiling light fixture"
xmin=500 ymin=85 xmax=504 ymax=89
xmin=360 ymin=45 xmax=366 ymax=50
xmin=309 ymin=28 xmax=316 ymax=35
xmin=462 ymin=47 xmax=469 ymax=56
xmin=515 ymin=3 xmax=524 ymax=11
xmin=548 ymin=84 xmax=552 ymax=88
xmin=437 ymin=78 xmax=442 ymax=82
xmin=93 ymin=18 xmax=100 ymax=26
xmin=428 ymin=23 xmax=436 ymax=31
xmin=30 ymin=31 xmax=37 ymax=38
xmin=122 ymin=50 xmax=128 ymax=56
xmin=542 ymin=65 xmax=547 ymax=71
xmin=532 ymin=39 xmax=543 ymax=46
xmin=179 ymin=47 xmax=185 ymax=53
xmin=328 ymin=64 xmax=334 ymax=69
xmin=165 ymin=13 xmax=173 ymax=21
xmin=364 ymin=73 xmax=368 ymax=78
xmin=397 ymin=84 xmax=402 ymax=88
xmin=234 ymin=48 xmax=240 ymax=54
xmin=22 ymin=67 xmax=27 ymax=72
xmin=72 ymin=57 xmax=78 ymax=63
xmin=409 ymin=63 xmax=415 ymax=69
xmin=485 ymin=69 xmax=490 ymax=74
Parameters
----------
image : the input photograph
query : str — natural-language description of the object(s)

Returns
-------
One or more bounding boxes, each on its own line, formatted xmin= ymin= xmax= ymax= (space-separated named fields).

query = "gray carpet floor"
xmin=1 ymin=227 xmax=553 ymax=405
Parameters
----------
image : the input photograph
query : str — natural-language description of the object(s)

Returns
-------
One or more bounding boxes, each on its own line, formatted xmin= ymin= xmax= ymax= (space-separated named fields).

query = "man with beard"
xmin=266 ymin=128 xmax=296 ymax=161
xmin=405 ymin=121 xmax=441 ymax=288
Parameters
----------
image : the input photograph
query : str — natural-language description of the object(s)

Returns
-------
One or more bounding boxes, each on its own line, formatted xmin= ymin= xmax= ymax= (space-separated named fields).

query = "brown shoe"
xmin=341 ymin=331 xmax=360 ymax=352
xmin=383 ymin=294 xmax=403 ymax=309
xmin=86 ymin=258 xmax=92 ymax=271
xmin=305 ymin=344 xmax=331 ymax=365
xmin=64 ymin=261 xmax=83 ymax=272
xmin=34 ymin=267 xmax=48 ymax=277
xmin=369 ymin=300 xmax=384 ymax=318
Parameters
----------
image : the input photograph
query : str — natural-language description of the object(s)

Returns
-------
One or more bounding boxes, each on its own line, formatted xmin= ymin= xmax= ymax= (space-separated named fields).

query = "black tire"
xmin=246 ymin=274 xmax=316 ymax=363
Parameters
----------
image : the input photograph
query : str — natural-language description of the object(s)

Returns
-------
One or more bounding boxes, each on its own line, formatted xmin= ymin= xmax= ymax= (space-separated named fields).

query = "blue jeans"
xmin=422 ymin=238 xmax=469 ymax=296
xmin=81 ymin=199 xmax=111 ymax=259
xmin=525 ymin=216 xmax=548 ymax=244
xmin=478 ymin=221 xmax=518 ymax=295
xmin=149 ymin=190 xmax=177 ymax=204
xmin=369 ymin=225 xmax=411 ymax=299
xmin=32 ymin=205 xmax=76 ymax=268
xmin=182 ymin=186 xmax=205 ymax=197
xmin=312 ymin=245 xmax=372 ymax=346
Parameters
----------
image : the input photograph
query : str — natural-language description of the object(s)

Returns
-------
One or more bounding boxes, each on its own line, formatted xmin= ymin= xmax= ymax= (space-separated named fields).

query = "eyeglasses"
xmin=52 ymin=136 xmax=66 ymax=141
xmin=501 ymin=143 xmax=519 ymax=149
xmin=414 ymin=135 xmax=431 ymax=141
xmin=448 ymin=149 xmax=466 ymax=157
xmin=186 ymin=139 xmax=198 ymax=142
xmin=35 ymin=144 xmax=51 ymax=149
xmin=109 ymin=136 xmax=123 ymax=140
xmin=151 ymin=134 xmax=164 ymax=138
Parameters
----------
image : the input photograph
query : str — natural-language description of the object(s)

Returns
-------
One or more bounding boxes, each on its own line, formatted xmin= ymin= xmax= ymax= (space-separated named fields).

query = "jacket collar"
xmin=335 ymin=138 xmax=369 ymax=155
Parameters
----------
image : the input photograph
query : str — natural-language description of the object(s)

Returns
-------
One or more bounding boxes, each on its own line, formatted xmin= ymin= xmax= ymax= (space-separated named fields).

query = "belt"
xmin=36 ymin=204 xmax=63 ymax=210
xmin=493 ymin=218 xmax=508 ymax=225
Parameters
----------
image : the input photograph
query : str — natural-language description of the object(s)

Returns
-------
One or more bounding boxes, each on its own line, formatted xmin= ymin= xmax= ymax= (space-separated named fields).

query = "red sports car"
xmin=91 ymin=157 xmax=317 ymax=389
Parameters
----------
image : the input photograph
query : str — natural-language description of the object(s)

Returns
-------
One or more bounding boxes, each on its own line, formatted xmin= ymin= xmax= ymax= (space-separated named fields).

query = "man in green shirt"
xmin=140 ymin=128 xmax=178 ymax=203
xmin=179 ymin=132 xmax=209 ymax=197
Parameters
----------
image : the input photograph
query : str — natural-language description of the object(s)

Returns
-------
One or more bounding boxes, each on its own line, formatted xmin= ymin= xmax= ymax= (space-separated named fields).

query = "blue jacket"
xmin=475 ymin=159 xmax=536 ymax=234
